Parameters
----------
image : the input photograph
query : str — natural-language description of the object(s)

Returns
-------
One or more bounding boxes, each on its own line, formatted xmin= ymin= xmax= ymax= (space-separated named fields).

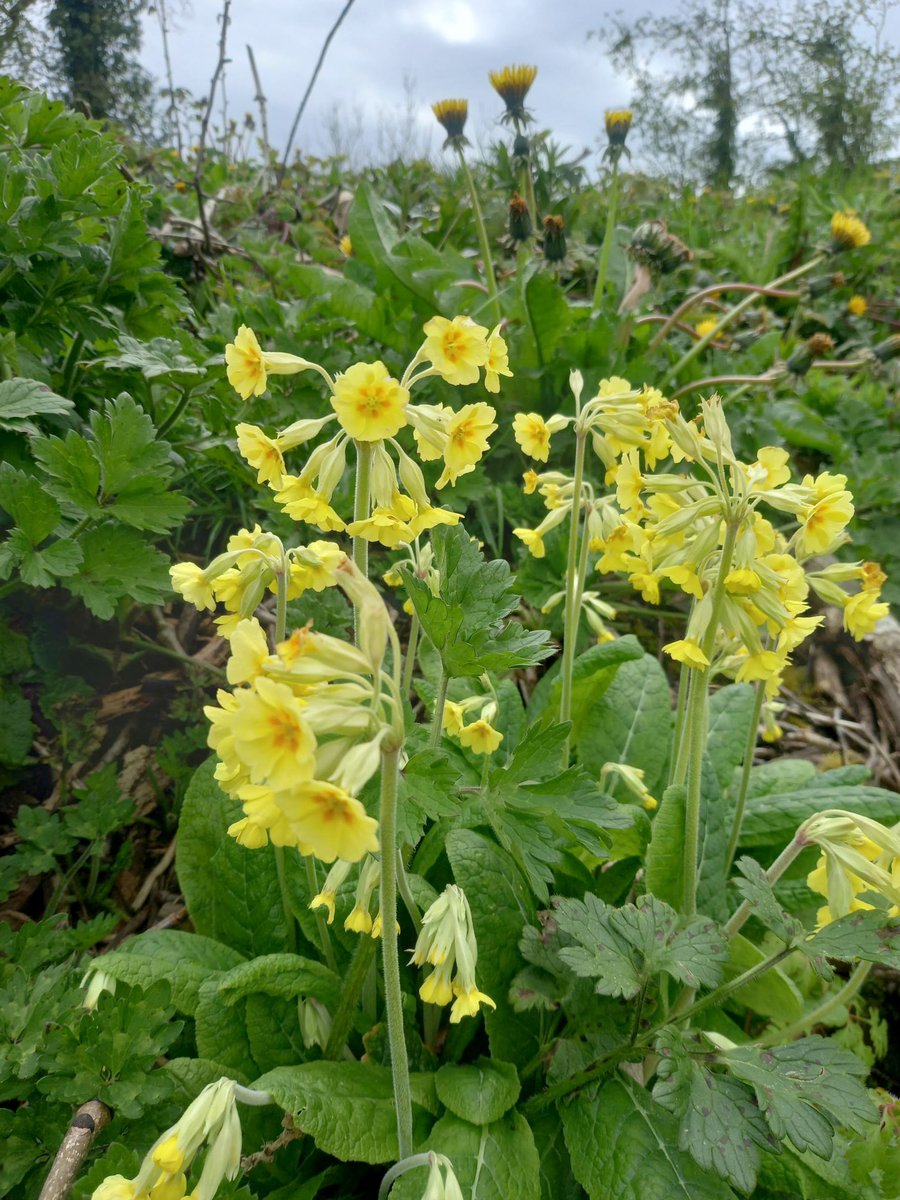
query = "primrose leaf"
xmin=0 ymin=377 xmax=73 ymax=433
xmin=401 ymin=525 xmax=551 ymax=678
xmin=554 ymin=893 xmax=728 ymax=999
xmin=65 ymin=523 xmax=172 ymax=617
xmin=0 ymin=464 xmax=61 ymax=543
xmin=807 ymin=910 xmax=900 ymax=969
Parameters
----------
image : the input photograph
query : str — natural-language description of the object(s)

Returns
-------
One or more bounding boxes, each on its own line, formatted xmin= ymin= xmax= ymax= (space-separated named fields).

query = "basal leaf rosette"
xmin=223 ymin=316 xmax=508 ymax=547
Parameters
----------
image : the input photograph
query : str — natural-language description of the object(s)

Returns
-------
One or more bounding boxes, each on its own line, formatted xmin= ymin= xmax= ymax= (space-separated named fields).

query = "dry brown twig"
xmin=193 ymin=0 xmax=232 ymax=255
xmin=38 ymin=1101 xmax=111 ymax=1200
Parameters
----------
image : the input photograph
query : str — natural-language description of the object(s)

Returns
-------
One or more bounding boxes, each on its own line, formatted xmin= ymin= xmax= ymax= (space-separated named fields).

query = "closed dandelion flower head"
xmin=604 ymin=108 xmax=633 ymax=146
xmin=830 ymin=210 xmax=871 ymax=252
xmin=489 ymin=64 xmax=537 ymax=124
xmin=331 ymin=361 xmax=409 ymax=441
xmin=432 ymin=98 xmax=469 ymax=148
xmin=695 ymin=317 xmax=718 ymax=339
xmin=542 ymin=214 xmax=567 ymax=262
xmin=847 ymin=294 xmax=868 ymax=316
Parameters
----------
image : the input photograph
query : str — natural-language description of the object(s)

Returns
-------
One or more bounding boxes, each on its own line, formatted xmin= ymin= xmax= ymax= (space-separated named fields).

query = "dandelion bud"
xmin=787 ymin=333 xmax=834 ymax=376
xmin=604 ymin=108 xmax=633 ymax=148
xmin=513 ymin=131 xmax=531 ymax=158
xmin=542 ymin=214 xmax=567 ymax=262
xmin=432 ymin=99 xmax=469 ymax=150
xmin=489 ymin=64 xmax=537 ymax=125
xmin=508 ymin=192 xmax=532 ymax=242
xmin=873 ymin=334 xmax=900 ymax=363
xmin=628 ymin=219 xmax=692 ymax=277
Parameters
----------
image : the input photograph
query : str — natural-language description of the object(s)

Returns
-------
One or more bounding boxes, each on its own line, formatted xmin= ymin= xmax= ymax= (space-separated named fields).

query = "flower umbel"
xmin=411 ymin=885 xmax=495 ymax=1022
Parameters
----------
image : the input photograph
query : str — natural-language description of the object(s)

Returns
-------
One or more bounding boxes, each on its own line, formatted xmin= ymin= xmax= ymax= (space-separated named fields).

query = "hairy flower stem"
xmin=724 ymin=832 xmax=808 ymax=939
xmin=682 ymin=519 xmax=739 ymax=916
xmin=560 ymin=431 xmax=588 ymax=766
xmin=761 ymin=960 xmax=873 ymax=1046
xmin=669 ymin=664 xmax=691 ymax=787
xmin=592 ymin=157 xmax=621 ymax=312
xmin=664 ymin=255 xmax=825 ymax=384
xmin=723 ymin=681 xmax=766 ymax=876
xmin=379 ymin=742 xmax=414 ymax=1158
xmin=401 ymin=613 xmax=420 ymax=699
xmin=306 ymin=856 xmax=337 ymax=971
xmin=378 ymin=1154 xmax=439 ymax=1200
xmin=352 ymin=439 xmax=374 ymax=580
xmin=429 ymin=671 xmax=449 ymax=748
xmin=524 ymin=944 xmax=795 ymax=1113
xmin=324 ymin=936 xmax=377 ymax=1059
xmin=456 ymin=149 xmax=501 ymax=326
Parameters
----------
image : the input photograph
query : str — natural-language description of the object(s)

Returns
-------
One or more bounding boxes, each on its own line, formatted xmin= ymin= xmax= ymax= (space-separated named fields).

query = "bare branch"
xmin=38 ymin=1101 xmax=112 ymax=1200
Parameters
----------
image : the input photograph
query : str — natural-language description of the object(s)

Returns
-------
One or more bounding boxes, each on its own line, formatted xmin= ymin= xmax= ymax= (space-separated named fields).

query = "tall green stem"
xmin=324 ymin=936 xmax=377 ymax=1058
xmin=352 ymin=440 xmax=374 ymax=577
xmin=560 ymin=432 xmax=588 ymax=765
xmin=401 ymin=613 xmax=420 ymax=699
xmin=456 ymin=149 xmax=501 ymax=325
xmin=723 ymin=681 xmax=766 ymax=876
xmin=682 ymin=519 xmax=739 ymax=916
xmin=592 ymin=157 xmax=621 ymax=311
xmin=429 ymin=671 xmax=448 ymax=748
xmin=724 ymin=833 xmax=808 ymax=939
xmin=669 ymin=664 xmax=691 ymax=787
xmin=379 ymin=742 xmax=413 ymax=1158
xmin=664 ymin=255 xmax=824 ymax=384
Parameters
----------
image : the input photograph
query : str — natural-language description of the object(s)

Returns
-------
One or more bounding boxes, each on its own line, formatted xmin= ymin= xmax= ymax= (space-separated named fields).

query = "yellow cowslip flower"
xmin=225 ymin=325 xmax=315 ymax=400
xmin=420 ymin=961 xmax=455 ymax=1006
xmin=225 ymin=618 xmax=270 ymax=685
xmin=725 ymin=568 xmax=762 ymax=595
xmin=437 ymin=402 xmax=498 ymax=488
xmin=663 ymin=639 xmax=710 ymax=669
xmin=91 ymin=1178 xmax=135 ymax=1200
xmin=830 ymin=210 xmax=871 ymax=252
xmin=288 ymin=539 xmax=344 ymax=594
xmin=227 ymin=816 xmax=269 ymax=849
xmin=169 ymin=562 xmax=216 ymax=611
xmin=233 ymin=784 xmax=310 ymax=849
xmin=614 ymin=450 xmax=644 ymax=513
xmin=776 ymin=613 xmax=823 ymax=654
xmin=412 ymin=885 xmax=495 ymax=1021
xmin=514 ymin=527 xmax=545 ymax=558
xmin=339 ymin=234 xmax=352 ymax=257
xmin=484 ymin=325 xmax=513 ymax=393
xmin=423 ymin=315 xmax=489 ymax=386
xmin=346 ymin=506 xmax=414 ymax=548
xmin=695 ymin=317 xmax=718 ymax=339
xmin=489 ymin=64 xmax=537 ymax=123
xmin=796 ymin=474 xmax=854 ymax=556
xmin=409 ymin=505 xmax=462 ymax=538
xmin=628 ymin=564 xmax=661 ymax=604
xmin=522 ymin=469 xmax=540 ymax=494
xmin=861 ymin=561 xmax=887 ymax=592
xmin=344 ymin=856 xmax=379 ymax=934
xmin=432 ymin=98 xmax=469 ymax=147
xmin=513 ymin=412 xmax=552 ymax=461
xmin=443 ymin=700 xmax=466 ymax=736
xmin=735 ymin=649 xmax=785 ymax=684
xmin=331 ymin=361 xmax=409 ymax=441
xmin=658 ymin=563 xmax=704 ymax=600
xmin=749 ymin=446 xmax=791 ymax=491
xmin=310 ymin=860 xmax=352 ymax=924
xmin=279 ymin=780 xmax=379 ymax=862
xmin=458 ymin=718 xmax=503 ymax=755
xmin=230 ymin=677 xmax=317 ymax=791
xmin=604 ymin=108 xmax=632 ymax=146
xmin=451 ymin=980 xmax=498 ymax=1022
xmin=847 ymin=294 xmax=868 ymax=316
xmin=235 ymin=422 xmax=287 ymax=488
xmin=594 ymin=524 xmax=638 ymax=574
xmin=843 ymin=589 xmax=889 ymax=639
xmin=274 ymin=476 xmax=346 ymax=532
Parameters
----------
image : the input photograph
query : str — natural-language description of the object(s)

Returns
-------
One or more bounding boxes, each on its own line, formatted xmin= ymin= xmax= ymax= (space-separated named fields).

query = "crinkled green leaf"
xmin=65 ymin=523 xmax=172 ymax=617
xmin=0 ymin=377 xmax=73 ymax=434
xmin=0 ymin=463 xmax=61 ymax=543
xmin=91 ymin=930 xmax=245 ymax=1016
xmin=740 ymin=778 xmax=900 ymax=848
xmin=555 ymin=893 xmax=728 ymax=999
xmin=216 ymin=953 xmax=342 ymax=1008
xmin=808 ymin=910 xmax=900 ymax=969
xmin=434 ymin=1058 xmax=520 ymax=1125
xmin=706 ymin=683 xmax=756 ymax=794
xmin=92 ymin=335 xmax=205 ymax=379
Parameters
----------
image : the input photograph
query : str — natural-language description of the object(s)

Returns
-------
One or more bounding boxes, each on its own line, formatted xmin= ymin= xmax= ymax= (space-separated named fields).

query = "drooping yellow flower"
xmin=750 ymin=446 xmax=791 ymax=490
xmin=423 ymin=315 xmax=489 ymax=386
xmin=420 ymin=962 xmax=455 ymax=1006
xmin=225 ymin=325 xmax=314 ymax=400
xmin=275 ymin=476 xmax=346 ymax=532
xmin=226 ymin=618 xmax=270 ymax=685
xmin=437 ymin=402 xmax=497 ymax=487
xmin=283 ymin=780 xmax=379 ymax=863
xmin=443 ymin=700 xmax=466 ymax=737
xmin=451 ymin=980 xmax=497 ymax=1023
xmin=514 ymin=527 xmax=545 ymax=558
xmin=169 ymin=561 xmax=217 ymax=611
xmin=659 ymin=563 xmax=704 ymax=600
xmin=735 ymin=649 xmax=785 ymax=684
xmin=484 ymin=325 xmax=513 ymax=393
xmin=523 ymin=469 xmax=540 ymax=494
xmin=843 ymin=589 xmax=889 ymax=639
xmin=310 ymin=860 xmax=352 ymax=924
xmin=847 ymin=294 xmax=868 ymax=316
xmin=346 ymin=506 xmax=414 ymax=548
xmin=830 ymin=210 xmax=871 ymax=252
xmin=458 ymin=718 xmax=503 ymax=755
xmin=797 ymin=474 xmax=854 ymax=556
xmin=513 ymin=412 xmax=552 ymax=461
xmin=331 ymin=361 xmax=409 ymax=441
xmin=432 ymin=98 xmax=469 ymax=147
xmin=235 ymin=423 xmax=287 ymax=488
xmin=725 ymin=568 xmax=762 ymax=595
xmin=231 ymin=677 xmax=317 ymax=791
xmin=614 ymin=450 xmax=644 ymax=513
xmin=663 ymin=639 xmax=710 ymax=669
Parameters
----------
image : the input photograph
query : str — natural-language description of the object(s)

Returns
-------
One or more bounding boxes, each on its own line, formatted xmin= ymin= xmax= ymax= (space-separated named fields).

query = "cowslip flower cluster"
xmin=225 ymin=317 xmax=508 ymax=548
xmin=802 ymin=811 xmax=900 ymax=928
xmin=173 ymin=547 xmax=398 ymax=862
xmin=513 ymin=375 xmax=889 ymax=697
xmin=411 ymin=884 xmax=495 ymax=1022
xmin=419 ymin=1153 xmax=465 ymax=1200
xmin=442 ymin=693 xmax=504 ymax=755
xmin=91 ymin=1078 xmax=241 ymax=1200
xmin=310 ymin=854 xmax=397 ymax=939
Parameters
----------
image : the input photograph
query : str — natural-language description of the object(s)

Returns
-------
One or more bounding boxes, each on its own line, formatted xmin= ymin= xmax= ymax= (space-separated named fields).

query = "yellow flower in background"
xmin=411 ymin=885 xmax=495 ymax=1021
xmin=225 ymin=325 xmax=316 ymax=400
xmin=225 ymin=618 xmax=270 ymax=685
xmin=749 ymin=446 xmax=792 ymax=490
xmin=614 ymin=450 xmax=644 ymax=513
xmin=437 ymin=402 xmax=498 ymax=487
xmin=339 ymin=234 xmax=352 ymax=257
xmin=861 ymin=561 xmax=887 ymax=592
xmin=695 ymin=317 xmax=718 ymax=339
xmin=523 ymin=469 xmax=540 ymax=494
xmin=796 ymin=473 xmax=854 ymax=556
xmin=169 ymin=562 xmax=216 ymax=611
xmin=659 ymin=563 xmax=704 ymax=600
xmin=484 ymin=325 xmax=513 ymax=393
xmin=848 ymin=294 xmax=868 ymax=316
xmin=735 ymin=649 xmax=785 ymax=684
xmin=458 ymin=718 xmax=503 ymax=755
xmin=843 ymin=589 xmax=889 ymax=639
xmin=489 ymin=63 xmax=538 ymax=123
xmin=513 ymin=412 xmax=552 ymax=461
xmin=423 ymin=315 xmax=489 ymax=386
xmin=236 ymin=423 xmax=287 ymax=487
xmin=513 ymin=527 xmax=545 ymax=557
xmin=663 ymin=639 xmax=710 ymax=669
xmin=275 ymin=476 xmax=346 ymax=531
xmin=331 ymin=361 xmax=409 ymax=441
xmin=830 ymin=210 xmax=871 ymax=252
xmin=432 ymin=98 xmax=469 ymax=146
xmin=346 ymin=507 xmax=414 ymax=548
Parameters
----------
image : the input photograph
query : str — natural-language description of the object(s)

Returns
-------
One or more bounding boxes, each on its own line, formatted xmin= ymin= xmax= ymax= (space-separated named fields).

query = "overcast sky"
xmin=140 ymin=0 xmax=900 ymax=166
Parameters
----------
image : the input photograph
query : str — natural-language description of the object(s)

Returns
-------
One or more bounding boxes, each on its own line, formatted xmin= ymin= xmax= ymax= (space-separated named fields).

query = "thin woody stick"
xmin=39 ymin=1101 xmax=112 ymax=1200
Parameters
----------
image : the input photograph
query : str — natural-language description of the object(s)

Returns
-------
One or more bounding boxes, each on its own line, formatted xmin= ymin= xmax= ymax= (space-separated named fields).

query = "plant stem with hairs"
xmin=592 ymin=157 xmax=621 ymax=311
xmin=455 ymin=149 xmax=501 ymax=325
